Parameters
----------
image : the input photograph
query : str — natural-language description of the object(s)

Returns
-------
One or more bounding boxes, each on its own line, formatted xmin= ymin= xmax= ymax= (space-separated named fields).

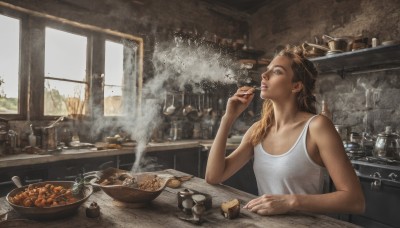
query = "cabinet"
xmin=310 ymin=44 xmax=400 ymax=77
xmin=201 ymin=147 xmax=258 ymax=195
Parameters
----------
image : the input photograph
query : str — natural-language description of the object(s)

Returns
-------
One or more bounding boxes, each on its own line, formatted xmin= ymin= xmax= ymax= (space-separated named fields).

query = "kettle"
xmin=373 ymin=126 xmax=400 ymax=160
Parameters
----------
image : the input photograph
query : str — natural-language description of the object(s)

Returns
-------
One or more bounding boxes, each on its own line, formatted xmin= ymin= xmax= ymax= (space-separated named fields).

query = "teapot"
xmin=373 ymin=126 xmax=400 ymax=160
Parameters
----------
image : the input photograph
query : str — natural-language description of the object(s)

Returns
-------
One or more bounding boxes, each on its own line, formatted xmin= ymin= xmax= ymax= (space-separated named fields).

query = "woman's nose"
xmin=261 ymin=71 xmax=269 ymax=80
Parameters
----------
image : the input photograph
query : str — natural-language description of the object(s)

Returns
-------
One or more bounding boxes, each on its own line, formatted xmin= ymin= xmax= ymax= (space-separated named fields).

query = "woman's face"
xmin=259 ymin=55 xmax=296 ymax=100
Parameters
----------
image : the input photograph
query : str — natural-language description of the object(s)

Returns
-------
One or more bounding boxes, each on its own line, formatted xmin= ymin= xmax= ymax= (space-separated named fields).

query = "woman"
xmin=205 ymin=46 xmax=365 ymax=216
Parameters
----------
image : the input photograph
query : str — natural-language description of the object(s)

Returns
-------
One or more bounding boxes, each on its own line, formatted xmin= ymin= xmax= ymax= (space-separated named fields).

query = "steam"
xmin=130 ymin=39 xmax=240 ymax=172
xmin=92 ymin=38 xmax=239 ymax=173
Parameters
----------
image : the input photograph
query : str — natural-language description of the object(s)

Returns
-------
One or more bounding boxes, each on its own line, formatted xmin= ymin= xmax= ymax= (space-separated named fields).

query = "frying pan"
xmin=6 ymin=179 xmax=93 ymax=220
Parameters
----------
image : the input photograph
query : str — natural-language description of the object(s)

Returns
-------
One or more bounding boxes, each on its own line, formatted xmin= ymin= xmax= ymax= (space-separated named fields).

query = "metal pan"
xmin=6 ymin=180 xmax=93 ymax=220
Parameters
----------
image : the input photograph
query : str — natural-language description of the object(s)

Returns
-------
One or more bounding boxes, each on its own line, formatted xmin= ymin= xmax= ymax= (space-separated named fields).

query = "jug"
xmin=373 ymin=126 xmax=400 ymax=160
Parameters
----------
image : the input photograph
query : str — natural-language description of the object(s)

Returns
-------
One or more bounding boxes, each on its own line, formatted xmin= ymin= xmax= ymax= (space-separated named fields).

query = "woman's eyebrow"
xmin=267 ymin=65 xmax=287 ymax=72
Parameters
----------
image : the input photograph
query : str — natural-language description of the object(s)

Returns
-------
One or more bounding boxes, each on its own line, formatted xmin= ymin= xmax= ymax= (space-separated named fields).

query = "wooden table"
xmin=0 ymin=169 xmax=359 ymax=228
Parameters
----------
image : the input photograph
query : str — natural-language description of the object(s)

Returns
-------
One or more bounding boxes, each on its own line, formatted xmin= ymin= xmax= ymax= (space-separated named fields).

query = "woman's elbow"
xmin=205 ymin=174 xmax=221 ymax=185
xmin=351 ymin=194 xmax=366 ymax=214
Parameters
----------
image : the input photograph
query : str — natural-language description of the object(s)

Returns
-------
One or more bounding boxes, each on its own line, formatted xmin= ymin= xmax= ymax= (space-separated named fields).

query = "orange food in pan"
xmin=9 ymin=184 xmax=78 ymax=208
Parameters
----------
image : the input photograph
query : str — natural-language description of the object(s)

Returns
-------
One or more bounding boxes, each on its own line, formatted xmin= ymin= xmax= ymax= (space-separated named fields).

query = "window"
xmin=104 ymin=40 xmax=138 ymax=116
xmin=0 ymin=14 xmax=20 ymax=114
xmin=44 ymin=27 xmax=88 ymax=117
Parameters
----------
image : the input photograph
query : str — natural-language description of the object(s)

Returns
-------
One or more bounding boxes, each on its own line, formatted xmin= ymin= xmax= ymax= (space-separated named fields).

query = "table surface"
xmin=0 ymin=169 xmax=359 ymax=228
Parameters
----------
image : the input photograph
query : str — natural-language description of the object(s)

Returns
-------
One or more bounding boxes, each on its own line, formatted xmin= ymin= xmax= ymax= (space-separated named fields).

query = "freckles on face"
xmin=260 ymin=56 xmax=294 ymax=100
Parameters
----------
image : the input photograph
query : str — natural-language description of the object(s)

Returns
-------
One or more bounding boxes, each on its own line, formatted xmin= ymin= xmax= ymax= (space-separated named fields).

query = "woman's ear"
xmin=292 ymin=81 xmax=303 ymax=93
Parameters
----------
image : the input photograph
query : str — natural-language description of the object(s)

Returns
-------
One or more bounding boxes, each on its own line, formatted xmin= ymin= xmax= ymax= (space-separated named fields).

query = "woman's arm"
xmin=292 ymin=115 xmax=365 ymax=214
xmin=244 ymin=115 xmax=365 ymax=215
xmin=205 ymin=87 xmax=255 ymax=184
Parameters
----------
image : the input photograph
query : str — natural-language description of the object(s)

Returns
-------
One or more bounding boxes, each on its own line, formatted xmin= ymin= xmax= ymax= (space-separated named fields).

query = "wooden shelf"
xmin=309 ymin=44 xmax=400 ymax=77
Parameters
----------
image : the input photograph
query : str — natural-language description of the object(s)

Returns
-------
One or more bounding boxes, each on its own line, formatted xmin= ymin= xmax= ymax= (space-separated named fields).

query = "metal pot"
xmin=373 ymin=126 xmax=400 ymax=160
xmin=6 ymin=179 xmax=93 ymax=220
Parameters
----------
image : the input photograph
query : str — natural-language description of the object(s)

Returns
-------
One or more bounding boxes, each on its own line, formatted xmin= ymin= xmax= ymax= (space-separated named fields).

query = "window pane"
xmin=0 ymin=15 xmax=20 ymax=114
xmin=105 ymin=40 xmax=123 ymax=86
xmin=44 ymin=79 xmax=86 ymax=116
xmin=104 ymin=85 xmax=123 ymax=116
xmin=45 ymin=28 xmax=87 ymax=81
xmin=104 ymin=40 xmax=124 ymax=116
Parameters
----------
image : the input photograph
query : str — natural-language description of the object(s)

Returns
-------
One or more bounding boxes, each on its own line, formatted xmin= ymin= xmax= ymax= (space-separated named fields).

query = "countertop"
xmin=0 ymin=140 xmax=240 ymax=169
xmin=0 ymin=169 xmax=359 ymax=227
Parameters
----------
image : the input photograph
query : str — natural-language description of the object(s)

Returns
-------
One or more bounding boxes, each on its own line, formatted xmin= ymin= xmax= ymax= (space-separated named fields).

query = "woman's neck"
xmin=271 ymin=100 xmax=300 ymax=131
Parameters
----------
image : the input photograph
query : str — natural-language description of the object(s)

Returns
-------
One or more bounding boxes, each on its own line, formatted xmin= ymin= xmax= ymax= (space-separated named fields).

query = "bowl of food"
xmin=6 ymin=180 xmax=93 ymax=220
xmin=90 ymin=168 xmax=172 ymax=203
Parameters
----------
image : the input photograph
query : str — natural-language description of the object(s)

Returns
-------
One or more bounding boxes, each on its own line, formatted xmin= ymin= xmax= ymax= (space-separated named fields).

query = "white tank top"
xmin=253 ymin=115 xmax=325 ymax=195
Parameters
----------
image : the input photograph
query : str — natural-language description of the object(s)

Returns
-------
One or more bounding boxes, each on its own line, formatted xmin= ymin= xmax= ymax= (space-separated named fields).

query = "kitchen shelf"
xmin=309 ymin=44 xmax=400 ymax=78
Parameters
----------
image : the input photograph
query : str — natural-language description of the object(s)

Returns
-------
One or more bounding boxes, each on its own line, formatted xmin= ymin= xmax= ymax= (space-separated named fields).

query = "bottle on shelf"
xmin=320 ymin=100 xmax=333 ymax=121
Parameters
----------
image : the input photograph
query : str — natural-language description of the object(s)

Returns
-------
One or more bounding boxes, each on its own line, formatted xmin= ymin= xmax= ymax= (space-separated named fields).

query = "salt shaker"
xmin=178 ymin=189 xmax=194 ymax=214
xmin=191 ymin=194 xmax=206 ymax=222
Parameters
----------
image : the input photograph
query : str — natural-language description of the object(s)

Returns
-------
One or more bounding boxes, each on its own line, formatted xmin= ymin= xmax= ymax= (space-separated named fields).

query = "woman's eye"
xmin=273 ymin=69 xmax=282 ymax=75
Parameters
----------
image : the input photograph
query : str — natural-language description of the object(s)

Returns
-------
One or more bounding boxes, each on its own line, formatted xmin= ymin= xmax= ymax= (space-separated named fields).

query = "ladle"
xmin=48 ymin=116 xmax=64 ymax=128
xmin=206 ymin=94 xmax=213 ymax=115
xmin=183 ymin=94 xmax=197 ymax=116
xmin=163 ymin=93 xmax=167 ymax=113
xmin=164 ymin=95 xmax=176 ymax=116
xmin=197 ymin=94 xmax=203 ymax=118
xmin=322 ymin=34 xmax=335 ymax=41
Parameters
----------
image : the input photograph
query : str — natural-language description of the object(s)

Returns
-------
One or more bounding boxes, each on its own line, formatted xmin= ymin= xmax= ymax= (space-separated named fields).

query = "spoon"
xmin=238 ymin=86 xmax=261 ymax=96
xmin=164 ymin=95 xmax=176 ymax=115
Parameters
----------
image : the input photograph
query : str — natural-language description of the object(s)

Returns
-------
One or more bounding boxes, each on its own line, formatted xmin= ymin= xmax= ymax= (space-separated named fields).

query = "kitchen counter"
xmin=0 ymin=169 xmax=359 ymax=227
xmin=0 ymin=140 xmax=240 ymax=169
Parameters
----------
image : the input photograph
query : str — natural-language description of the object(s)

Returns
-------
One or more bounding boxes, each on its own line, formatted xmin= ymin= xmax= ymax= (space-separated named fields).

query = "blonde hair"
xmin=250 ymin=46 xmax=318 ymax=146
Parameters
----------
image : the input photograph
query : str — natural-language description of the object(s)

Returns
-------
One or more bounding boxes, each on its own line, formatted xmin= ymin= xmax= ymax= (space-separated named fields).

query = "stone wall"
xmin=249 ymin=0 xmax=400 ymax=134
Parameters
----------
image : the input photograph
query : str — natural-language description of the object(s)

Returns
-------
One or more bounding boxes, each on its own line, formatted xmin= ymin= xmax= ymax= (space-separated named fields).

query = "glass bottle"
xmin=320 ymin=100 xmax=332 ymax=120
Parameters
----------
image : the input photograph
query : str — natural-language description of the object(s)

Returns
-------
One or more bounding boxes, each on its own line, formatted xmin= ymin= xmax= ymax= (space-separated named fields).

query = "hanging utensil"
xmin=164 ymin=94 xmax=176 ymax=116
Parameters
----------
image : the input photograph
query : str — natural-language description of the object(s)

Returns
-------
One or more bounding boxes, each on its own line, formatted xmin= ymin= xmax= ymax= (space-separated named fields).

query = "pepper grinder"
xmin=191 ymin=194 xmax=206 ymax=222
xmin=179 ymin=189 xmax=194 ymax=215
xmin=86 ymin=202 xmax=100 ymax=218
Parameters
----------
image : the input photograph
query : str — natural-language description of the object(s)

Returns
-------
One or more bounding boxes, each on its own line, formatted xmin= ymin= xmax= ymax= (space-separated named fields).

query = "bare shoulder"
xmin=308 ymin=114 xmax=342 ymax=147
xmin=308 ymin=114 xmax=336 ymax=133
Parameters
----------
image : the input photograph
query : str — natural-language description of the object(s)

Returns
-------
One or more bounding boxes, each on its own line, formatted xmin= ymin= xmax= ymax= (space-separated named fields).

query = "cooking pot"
xmin=322 ymin=35 xmax=354 ymax=52
xmin=373 ymin=126 xmax=400 ymax=160
xmin=6 ymin=179 xmax=93 ymax=220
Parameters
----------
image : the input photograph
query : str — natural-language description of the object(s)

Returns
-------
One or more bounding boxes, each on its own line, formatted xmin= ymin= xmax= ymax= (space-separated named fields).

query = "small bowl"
xmin=90 ymin=168 xmax=172 ymax=204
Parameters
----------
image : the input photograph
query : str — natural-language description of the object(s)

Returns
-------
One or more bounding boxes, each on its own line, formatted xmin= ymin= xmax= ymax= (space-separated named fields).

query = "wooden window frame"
xmin=0 ymin=2 xmax=143 ymax=121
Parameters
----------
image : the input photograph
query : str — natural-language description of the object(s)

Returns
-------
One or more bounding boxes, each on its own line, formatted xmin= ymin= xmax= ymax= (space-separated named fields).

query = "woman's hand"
xmin=243 ymin=194 xmax=296 ymax=215
xmin=224 ymin=86 xmax=255 ymax=120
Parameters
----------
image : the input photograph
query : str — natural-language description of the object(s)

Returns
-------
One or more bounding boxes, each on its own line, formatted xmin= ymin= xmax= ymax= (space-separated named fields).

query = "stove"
xmin=349 ymin=156 xmax=400 ymax=227
xmin=351 ymin=156 xmax=400 ymax=187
